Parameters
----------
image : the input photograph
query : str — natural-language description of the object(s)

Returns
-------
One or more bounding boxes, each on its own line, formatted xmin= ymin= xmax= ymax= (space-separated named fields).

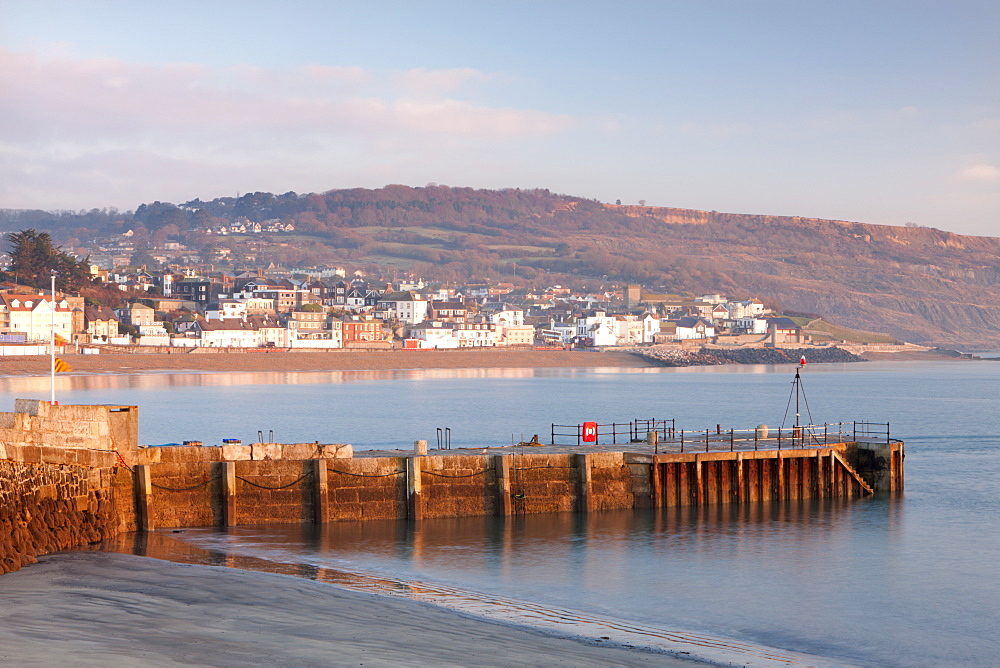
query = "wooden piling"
xmin=313 ymin=459 xmax=329 ymax=524
xmin=493 ymin=455 xmax=513 ymax=517
xmin=651 ymin=459 xmax=664 ymax=508
xmin=135 ymin=464 xmax=153 ymax=532
xmin=221 ymin=461 xmax=237 ymax=526
xmin=406 ymin=456 xmax=423 ymax=520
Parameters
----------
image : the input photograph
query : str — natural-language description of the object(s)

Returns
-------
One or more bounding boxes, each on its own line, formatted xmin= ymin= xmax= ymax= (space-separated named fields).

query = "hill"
xmin=3 ymin=185 xmax=999 ymax=348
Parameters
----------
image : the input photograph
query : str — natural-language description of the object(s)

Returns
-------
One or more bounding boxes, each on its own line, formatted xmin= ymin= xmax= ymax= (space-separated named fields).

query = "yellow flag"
xmin=54 ymin=358 xmax=72 ymax=373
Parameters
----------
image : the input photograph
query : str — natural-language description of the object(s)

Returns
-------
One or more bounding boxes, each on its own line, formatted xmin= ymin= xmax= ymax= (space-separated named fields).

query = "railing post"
xmin=680 ymin=429 xmax=685 ymax=453
xmin=551 ymin=423 xmax=555 ymax=445
xmin=730 ymin=428 xmax=734 ymax=452
xmin=705 ymin=429 xmax=710 ymax=453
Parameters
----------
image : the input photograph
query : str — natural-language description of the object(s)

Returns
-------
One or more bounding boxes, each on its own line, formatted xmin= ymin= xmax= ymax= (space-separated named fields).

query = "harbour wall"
xmin=0 ymin=400 xmax=903 ymax=574
xmin=127 ymin=445 xmax=896 ymax=529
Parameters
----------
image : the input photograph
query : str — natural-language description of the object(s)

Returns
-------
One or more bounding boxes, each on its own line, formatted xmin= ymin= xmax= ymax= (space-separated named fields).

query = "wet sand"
xmin=0 ymin=349 xmax=652 ymax=376
xmin=0 ymin=552 xmax=691 ymax=666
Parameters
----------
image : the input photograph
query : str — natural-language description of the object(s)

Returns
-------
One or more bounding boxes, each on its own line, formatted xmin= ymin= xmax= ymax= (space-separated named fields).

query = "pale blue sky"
xmin=2 ymin=1 xmax=997 ymax=235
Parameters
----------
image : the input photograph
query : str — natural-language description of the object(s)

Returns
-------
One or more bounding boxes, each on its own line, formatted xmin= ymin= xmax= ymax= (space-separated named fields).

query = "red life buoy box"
xmin=582 ymin=421 xmax=598 ymax=443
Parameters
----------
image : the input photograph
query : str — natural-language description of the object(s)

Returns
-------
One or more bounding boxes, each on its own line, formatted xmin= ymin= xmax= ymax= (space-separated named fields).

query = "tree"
xmin=5 ymin=228 xmax=90 ymax=291
xmin=6 ymin=229 xmax=57 ymax=287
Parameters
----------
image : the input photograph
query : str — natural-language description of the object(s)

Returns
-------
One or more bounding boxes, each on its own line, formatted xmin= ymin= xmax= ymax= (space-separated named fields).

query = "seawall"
xmin=0 ymin=400 xmax=904 ymax=574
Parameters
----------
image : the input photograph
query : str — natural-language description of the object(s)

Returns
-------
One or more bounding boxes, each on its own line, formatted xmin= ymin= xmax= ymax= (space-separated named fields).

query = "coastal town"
xmin=0 ymin=248 xmax=820 ymax=354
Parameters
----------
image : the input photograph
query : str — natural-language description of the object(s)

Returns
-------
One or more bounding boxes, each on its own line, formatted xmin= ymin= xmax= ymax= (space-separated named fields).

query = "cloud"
xmin=0 ymin=48 xmax=576 ymax=208
xmin=956 ymin=163 xmax=1000 ymax=184
xmin=0 ymin=49 xmax=572 ymax=140
xmin=394 ymin=67 xmax=490 ymax=92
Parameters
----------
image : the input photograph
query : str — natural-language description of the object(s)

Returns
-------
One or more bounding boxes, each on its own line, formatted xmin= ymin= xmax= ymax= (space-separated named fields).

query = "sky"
xmin=1 ymin=0 xmax=998 ymax=236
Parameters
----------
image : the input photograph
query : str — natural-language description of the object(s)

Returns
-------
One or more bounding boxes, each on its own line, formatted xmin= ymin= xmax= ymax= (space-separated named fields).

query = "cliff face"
xmin=603 ymin=205 xmax=1000 ymax=348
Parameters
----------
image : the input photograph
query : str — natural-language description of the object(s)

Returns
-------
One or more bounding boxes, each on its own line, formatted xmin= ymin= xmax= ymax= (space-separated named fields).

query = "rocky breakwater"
xmin=627 ymin=345 xmax=865 ymax=367
xmin=0 ymin=451 xmax=123 ymax=574
xmin=0 ymin=400 xmax=138 ymax=574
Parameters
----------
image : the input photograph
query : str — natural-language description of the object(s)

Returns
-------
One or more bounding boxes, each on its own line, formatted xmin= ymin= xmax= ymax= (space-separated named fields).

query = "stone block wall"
xmin=234 ymin=460 xmax=315 ymax=524
xmin=421 ymin=455 xmax=497 ymax=519
xmin=1 ymin=399 xmax=138 ymax=460
xmin=588 ymin=452 xmax=635 ymax=511
xmin=133 ymin=442 xmax=352 ymax=465
xmin=325 ymin=457 xmax=407 ymax=522
xmin=147 ymin=461 xmax=221 ymax=528
xmin=511 ymin=454 xmax=577 ymax=515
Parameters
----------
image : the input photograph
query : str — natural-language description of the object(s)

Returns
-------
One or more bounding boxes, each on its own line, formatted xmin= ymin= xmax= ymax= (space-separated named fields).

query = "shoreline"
xmin=0 ymin=347 xmax=974 ymax=377
xmin=0 ymin=551 xmax=698 ymax=666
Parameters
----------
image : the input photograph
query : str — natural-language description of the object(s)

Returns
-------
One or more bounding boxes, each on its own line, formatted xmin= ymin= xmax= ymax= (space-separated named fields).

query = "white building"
xmin=378 ymin=291 xmax=429 ymax=324
xmin=453 ymin=322 xmax=498 ymax=347
xmin=407 ymin=321 xmax=460 ymax=349
xmin=576 ymin=310 xmax=618 ymax=347
xmin=0 ymin=294 xmax=73 ymax=343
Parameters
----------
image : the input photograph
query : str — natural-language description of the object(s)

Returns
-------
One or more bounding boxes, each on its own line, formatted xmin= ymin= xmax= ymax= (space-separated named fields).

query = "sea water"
xmin=4 ymin=361 xmax=998 ymax=664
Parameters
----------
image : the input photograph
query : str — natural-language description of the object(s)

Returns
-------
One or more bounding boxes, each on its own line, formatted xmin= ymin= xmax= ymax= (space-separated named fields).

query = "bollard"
xmin=646 ymin=430 xmax=658 ymax=454
xmin=414 ymin=439 xmax=427 ymax=456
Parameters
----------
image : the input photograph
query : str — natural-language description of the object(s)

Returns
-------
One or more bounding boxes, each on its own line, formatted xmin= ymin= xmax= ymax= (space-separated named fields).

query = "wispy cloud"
xmin=956 ymin=163 xmax=1000 ymax=184
xmin=0 ymin=48 xmax=575 ymax=208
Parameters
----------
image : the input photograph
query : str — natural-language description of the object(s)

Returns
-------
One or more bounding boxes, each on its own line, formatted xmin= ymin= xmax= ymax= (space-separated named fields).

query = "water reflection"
xmin=99 ymin=504 xmax=857 ymax=666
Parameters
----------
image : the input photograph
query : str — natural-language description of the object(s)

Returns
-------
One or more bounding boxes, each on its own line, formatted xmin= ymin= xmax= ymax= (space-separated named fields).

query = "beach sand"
xmin=0 ymin=552 xmax=691 ymax=666
xmin=0 ymin=349 xmax=652 ymax=376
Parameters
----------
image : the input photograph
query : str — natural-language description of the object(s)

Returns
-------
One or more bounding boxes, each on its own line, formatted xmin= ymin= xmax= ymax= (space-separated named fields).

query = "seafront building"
xmin=0 ymin=270 xmax=789 ymax=352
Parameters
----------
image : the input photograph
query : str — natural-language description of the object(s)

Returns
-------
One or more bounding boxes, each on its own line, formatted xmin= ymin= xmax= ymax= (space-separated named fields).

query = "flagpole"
xmin=50 ymin=270 xmax=57 ymax=405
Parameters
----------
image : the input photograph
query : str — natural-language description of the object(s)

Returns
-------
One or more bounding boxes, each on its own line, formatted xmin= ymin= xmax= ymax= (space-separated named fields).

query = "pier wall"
xmin=0 ymin=446 xmax=131 ymax=573
xmin=0 ymin=400 xmax=904 ymax=574
xmin=127 ymin=444 xmax=898 ymax=529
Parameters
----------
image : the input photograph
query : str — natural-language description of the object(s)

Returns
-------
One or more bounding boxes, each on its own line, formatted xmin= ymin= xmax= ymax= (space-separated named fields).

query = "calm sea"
xmin=4 ymin=361 xmax=998 ymax=665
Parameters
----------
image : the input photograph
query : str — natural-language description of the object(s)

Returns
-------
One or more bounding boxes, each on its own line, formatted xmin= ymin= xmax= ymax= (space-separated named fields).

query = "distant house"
xmin=670 ymin=316 xmax=715 ymax=340
xmin=407 ymin=321 xmax=460 ymax=349
xmin=429 ymin=300 xmax=468 ymax=323
xmin=576 ymin=310 xmax=618 ymax=347
xmin=83 ymin=306 xmax=120 ymax=343
xmin=453 ymin=322 xmax=498 ymax=347
xmin=766 ymin=317 xmax=804 ymax=344
xmin=378 ymin=291 xmax=428 ymax=325
xmin=119 ymin=303 xmax=156 ymax=327
xmin=193 ymin=318 xmax=262 ymax=348
xmin=0 ymin=294 xmax=73 ymax=343
xmin=340 ymin=316 xmax=385 ymax=345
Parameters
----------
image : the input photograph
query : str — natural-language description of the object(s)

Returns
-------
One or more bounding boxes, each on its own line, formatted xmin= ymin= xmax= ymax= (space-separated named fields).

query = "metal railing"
xmin=853 ymin=421 xmax=891 ymax=445
xmin=550 ymin=419 xmax=676 ymax=446
xmin=549 ymin=420 xmax=871 ymax=452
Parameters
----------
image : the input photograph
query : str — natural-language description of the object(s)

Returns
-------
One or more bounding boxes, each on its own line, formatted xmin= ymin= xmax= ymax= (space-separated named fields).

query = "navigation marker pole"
xmin=50 ymin=270 xmax=57 ymax=405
